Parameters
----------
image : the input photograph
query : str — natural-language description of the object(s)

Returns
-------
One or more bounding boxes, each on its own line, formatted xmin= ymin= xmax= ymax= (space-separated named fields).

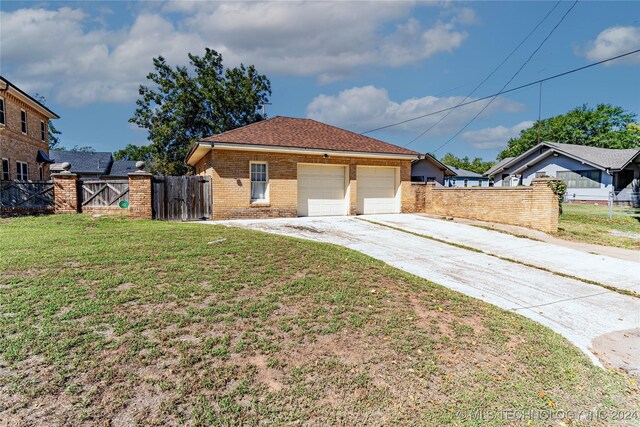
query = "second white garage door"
xmin=297 ymin=164 xmax=347 ymax=217
xmin=357 ymin=166 xmax=399 ymax=214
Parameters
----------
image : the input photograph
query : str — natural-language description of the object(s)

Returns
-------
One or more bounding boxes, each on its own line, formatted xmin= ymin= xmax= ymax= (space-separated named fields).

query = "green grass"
xmin=559 ymin=203 xmax=640 ymax=249
xmin=0 ymin=215 xmax=638 ymax=425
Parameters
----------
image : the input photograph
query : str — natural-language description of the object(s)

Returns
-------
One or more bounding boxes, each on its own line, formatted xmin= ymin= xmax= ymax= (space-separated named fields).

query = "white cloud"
xmin=0 ymin=2 xmax=472 ymax=106
xmin=306 ymin=86 xmax=525 ymax=136
xmin=461 ymin=120 xmax=534 ymax=149
xmin=580 ymin=26 xmax=640 ymax=64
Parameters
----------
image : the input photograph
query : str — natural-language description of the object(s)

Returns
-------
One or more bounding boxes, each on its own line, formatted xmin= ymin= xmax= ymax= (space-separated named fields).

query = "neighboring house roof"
xmin=488 ymin=142 xmax=640 ymax=176
xmin=109 ymin=160 xmax=147 ymax=177
xmin=50 ymin=150 xmax=113 ymax=175
xmin=543 ymin=142 xmax=640 ymax=170
xmin=484 ymin=157 xmax=514 ymax=177
xmin=187 ymin=116 xmax=420 ymax=165
xmin=446 ymin=166 xmax=484 ymax=178
xmin=412 ymin=156 xmax=457 ymax=176
xmin=0 ymin=75 xmax=60 ymax=119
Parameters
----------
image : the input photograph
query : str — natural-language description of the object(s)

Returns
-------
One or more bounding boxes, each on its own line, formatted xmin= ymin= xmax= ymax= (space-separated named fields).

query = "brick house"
xmin=0 ymin=76 xmax=60 ymax=181
xmin=186 ymin=117 xmax=421 ymax=220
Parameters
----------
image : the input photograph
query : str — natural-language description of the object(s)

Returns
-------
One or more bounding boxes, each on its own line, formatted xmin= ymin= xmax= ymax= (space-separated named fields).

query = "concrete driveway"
xmin=213 ymin=214 xmax=640 ymax=373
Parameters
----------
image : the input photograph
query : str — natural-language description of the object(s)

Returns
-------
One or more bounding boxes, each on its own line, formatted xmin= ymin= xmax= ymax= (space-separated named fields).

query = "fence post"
xmin=52 ymin=163 xmax=80 ymax=214
xmin=608 ymin=191 xmax=614 ymax=220
xmin=128 ymin=162 xmax=153 ymax=219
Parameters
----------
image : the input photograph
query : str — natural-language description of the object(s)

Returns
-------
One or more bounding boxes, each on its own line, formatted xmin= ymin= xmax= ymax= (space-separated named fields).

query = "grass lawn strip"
xmin=0 ymin=215 xmax=638 ymax=426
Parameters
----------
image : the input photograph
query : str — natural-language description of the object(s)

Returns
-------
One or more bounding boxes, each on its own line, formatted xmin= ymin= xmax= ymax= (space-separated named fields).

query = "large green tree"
xmin=130 ymin=48 xmax=271 ymax=175
xmin=498 ymin=104 xmax=640 ymax=160
xmin=113 ymin=144 xmax=155 ymax=163
xmin=439 ymin=153 xmax=495 ymax=174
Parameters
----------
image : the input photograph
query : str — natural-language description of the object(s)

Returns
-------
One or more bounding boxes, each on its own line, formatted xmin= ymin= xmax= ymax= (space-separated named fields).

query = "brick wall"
xmin=0 ymin=92 xmax=51 ymax=180
xmin=197 ymin=149 xmax=413 ymax=220
xmin=409 ymin=178 xmax=560 ymax=233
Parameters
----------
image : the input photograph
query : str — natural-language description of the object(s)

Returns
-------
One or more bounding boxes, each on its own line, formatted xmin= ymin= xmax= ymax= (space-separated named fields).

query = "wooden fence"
xmin=80 ymin=180 xmax=129 ymax=209
xmin=152 ymin=176 xmax=212 ymax=221
xmin=0 ymin=180 xmax=54 ymax=215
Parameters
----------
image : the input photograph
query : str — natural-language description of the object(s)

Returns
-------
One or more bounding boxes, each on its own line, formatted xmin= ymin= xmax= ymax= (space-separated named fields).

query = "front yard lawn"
xmin=1 ymin=215 xmax=637 ymax=425
xmin=559 ymin=203 xmax=640 ymax=249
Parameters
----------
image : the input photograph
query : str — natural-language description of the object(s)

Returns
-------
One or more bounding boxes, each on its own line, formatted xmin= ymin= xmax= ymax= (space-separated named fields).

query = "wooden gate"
xmin=80 ymin=180 xmax=129 ymax=209
xmin=152 ymin=176 xmax=212 ymax=221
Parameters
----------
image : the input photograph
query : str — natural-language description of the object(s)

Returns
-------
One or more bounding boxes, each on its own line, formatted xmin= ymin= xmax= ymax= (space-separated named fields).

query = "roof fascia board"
xmin=187 ymin=142 xmax=420 ymax=165
xmin=1 ymin=78 xmax=60 ymax=119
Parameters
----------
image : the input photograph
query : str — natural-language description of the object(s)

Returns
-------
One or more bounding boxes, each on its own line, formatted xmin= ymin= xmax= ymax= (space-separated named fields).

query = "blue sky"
xmin=2 ymin=1 xmax=639 ymax=161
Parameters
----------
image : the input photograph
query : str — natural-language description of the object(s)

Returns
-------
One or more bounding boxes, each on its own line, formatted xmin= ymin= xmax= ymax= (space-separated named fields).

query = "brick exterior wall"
xmin=0 ymin=91 xmax=51 ymax=181
xmin=52 ymin=173 xmax=79 ymax=213
xmin=196 ymin=149 xmax=414 ymax=220
xmin=128 ymin=173 xmax=153 ymax=219
xmin=409 ymin=178 xmax=560 ymax=233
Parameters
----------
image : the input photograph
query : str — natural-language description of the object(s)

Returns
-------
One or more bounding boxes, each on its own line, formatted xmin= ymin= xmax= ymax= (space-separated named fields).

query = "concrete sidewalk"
xmin=213 ymin=215 xmax=640 ymax=371
xmin=364 ymin=214 xmax=640 ymax=294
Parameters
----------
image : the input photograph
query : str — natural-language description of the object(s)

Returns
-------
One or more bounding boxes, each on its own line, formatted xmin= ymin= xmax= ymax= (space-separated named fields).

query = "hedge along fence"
xmin=409 ymin=178 xmax=561 ymax=233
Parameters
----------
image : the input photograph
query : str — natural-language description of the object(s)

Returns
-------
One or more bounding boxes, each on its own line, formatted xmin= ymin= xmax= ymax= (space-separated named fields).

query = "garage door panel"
xmin=357 ymin=167 xmax=399 ymax=214
xmin=298 ymin=165 xmax=346 ymax=217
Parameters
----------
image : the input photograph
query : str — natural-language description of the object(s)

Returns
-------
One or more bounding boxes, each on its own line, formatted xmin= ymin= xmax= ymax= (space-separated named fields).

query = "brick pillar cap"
xmin=52 ymin=171 xmax=77 ymax=177
xmin=128 ymin=171 xmax=153 ymax=177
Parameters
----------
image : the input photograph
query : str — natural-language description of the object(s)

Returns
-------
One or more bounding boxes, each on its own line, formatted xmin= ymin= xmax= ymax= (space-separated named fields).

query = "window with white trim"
xmin=41 ymin=121 xmax=46 ymax=142
xmin=16 ymin=161 xmax=28 ymax=181
xmin=1 ymin=158 xmax=9 ymax=181
xmin=463 ymin=179 xmax=468 ymax=187
xmin=0 ymin=98 xmax=5 ymax=125
xmin=21 ymin=110 xmax=27 ymax=134
xmin=250 ymin=162 xmax=268 ymax=202
xmin=39 ymin=164 xmax=44 ymax=180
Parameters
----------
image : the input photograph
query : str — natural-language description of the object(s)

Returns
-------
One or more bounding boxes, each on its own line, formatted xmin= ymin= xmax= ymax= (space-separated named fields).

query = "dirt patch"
xmin=592 ymin=328 xmax=640 ymax=377
xmin=246 ymin=354 xmax=283 ymax=392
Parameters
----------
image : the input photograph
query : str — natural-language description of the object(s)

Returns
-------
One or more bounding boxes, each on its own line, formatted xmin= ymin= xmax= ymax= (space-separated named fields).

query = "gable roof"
xmin=489 ymin=142 xmax=640 ymax=176
xmin=484 ymin=157 xmax=514 ymax=177
xmin=413 ymin=156 xmax=457 ymax=176
xmin=187 ymin=116 xmax=420 ymax=165
xmin=109 ymin=160 xmax=147 ymax=177
xmin=50 ymin=150 xmax=113 ymax=174
xmin=543 ymin=142 xmax=640 ymax=170
xmin=0 ymin=75 xmax=60 ymax=119
xmin=446 ymin=166 xmax=484 ymax=178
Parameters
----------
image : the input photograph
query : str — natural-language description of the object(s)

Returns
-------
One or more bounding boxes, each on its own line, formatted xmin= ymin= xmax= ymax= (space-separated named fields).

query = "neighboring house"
xmin=485 ymin=142 xmax=640 ymax=203
xmin=410 ymin=156 xmax=456 ymax=185
xmin=186 ymin=116 xmax=421 ymax=220
xmin=444 ymin=166 xmax=489 ymax=187
xmin=0 ymin=76 xmax=59 ymax=181
xmin=50 ymin=151 xmax=148 ymax=179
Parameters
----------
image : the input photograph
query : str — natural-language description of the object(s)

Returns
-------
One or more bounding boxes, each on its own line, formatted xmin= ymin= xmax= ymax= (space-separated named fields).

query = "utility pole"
xmin=261 ymin=103 xmax=272 ymax=119
xmin=537 ymin=82 xmax=542 ymax=144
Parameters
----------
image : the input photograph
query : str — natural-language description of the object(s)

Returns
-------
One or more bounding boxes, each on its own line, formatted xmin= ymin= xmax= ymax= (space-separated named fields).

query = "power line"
xmin=403 ymin=0 xmax=562 ymax=148
xmin=360 ymin=55 xmax=640 ymax=138
xmin=431 ymin=0 xmax=579 ymax=154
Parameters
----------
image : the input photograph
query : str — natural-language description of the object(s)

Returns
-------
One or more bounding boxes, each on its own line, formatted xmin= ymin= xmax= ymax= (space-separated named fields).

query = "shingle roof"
xmin=484 ymin=157 xmax=514 ymax=177
xmin=108 ymin=160 xmax=147 ymax=177
xmin=543 ymin=142 xmax=640 ymax=170
xmin=200 ymin=116 xmax=420 ymax=156
xmin=446 ymin=166 xmax=483 ymax=178
xmin=50 ymin=150 xmax=112 ymax=174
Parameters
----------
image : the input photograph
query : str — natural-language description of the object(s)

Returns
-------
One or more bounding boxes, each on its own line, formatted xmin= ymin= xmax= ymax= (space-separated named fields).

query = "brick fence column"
xmin=52 ymin=163 xmax=79 ymax=214
xmin=531 ymin=178 xmax=560 ymax=233
xmin=128 ymin=165 xmax=153 ymax=219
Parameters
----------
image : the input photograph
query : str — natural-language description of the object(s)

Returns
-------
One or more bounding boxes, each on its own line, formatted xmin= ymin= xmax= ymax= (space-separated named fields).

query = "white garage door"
xmin=357 ymin=166 xmax=399 ymax=214
xmin=297 ymin=164 xmax=347 ymax=216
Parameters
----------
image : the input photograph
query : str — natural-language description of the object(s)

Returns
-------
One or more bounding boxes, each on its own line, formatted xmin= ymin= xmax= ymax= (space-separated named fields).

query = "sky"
xmin=1 ymin=1 xmax=639 ymax=161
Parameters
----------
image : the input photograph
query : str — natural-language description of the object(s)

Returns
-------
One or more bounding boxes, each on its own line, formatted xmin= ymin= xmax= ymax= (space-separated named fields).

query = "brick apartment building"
xmin=0 ymin=76 xmax=59 ymax=181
